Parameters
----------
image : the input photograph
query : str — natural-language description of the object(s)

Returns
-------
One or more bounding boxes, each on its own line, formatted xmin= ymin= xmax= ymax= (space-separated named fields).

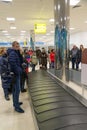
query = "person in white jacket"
xmin=31 ymin=51 xmax=38 ymax=71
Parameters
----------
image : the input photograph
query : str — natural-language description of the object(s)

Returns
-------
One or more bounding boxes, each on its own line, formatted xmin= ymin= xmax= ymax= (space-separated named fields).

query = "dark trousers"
xmin=32 ymin=64 xmax=36 ymax=71
xmin=20 ymin=71 xmax=27 ymax=91
xmin=50 ymin=61 xmax=54 ymax=68
xmin=12 ymin=75 xmax=20 ymax=109
xmin=3 ymin=88 xmax=9 ymax=97
xmin=72 ymin=58 xmax=79 ymax=70
xmin=20 ymin=72 xmax=25 ymax=91
xmin=1 ymin=77 xmax=10 ymax=97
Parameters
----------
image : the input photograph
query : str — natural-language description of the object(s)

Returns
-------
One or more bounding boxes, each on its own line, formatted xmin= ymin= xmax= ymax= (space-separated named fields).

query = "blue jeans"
xmin=51 ymin=61 xmax=54 ymax=68
xmin=72 ymin=58 xmax=79 ymax=70
xmin=12 ymin=75 xmax=20 ymax=109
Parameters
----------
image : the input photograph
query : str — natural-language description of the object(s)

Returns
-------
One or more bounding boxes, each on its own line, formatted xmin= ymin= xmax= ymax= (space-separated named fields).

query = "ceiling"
xmin=0 ymin=0 xmax=87 ymax=44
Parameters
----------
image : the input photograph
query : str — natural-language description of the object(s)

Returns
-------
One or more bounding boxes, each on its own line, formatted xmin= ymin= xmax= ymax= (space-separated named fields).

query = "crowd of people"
xmin=0 ymin=41 xmax=55 ymax=113
xmin=70 ymin=44 xmax=84 ymax=70
xmin=1 ymin=41 xmax=84 ymax=114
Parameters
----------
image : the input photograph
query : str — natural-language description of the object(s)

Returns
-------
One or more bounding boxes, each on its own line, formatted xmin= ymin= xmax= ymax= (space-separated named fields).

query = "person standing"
xmin=41 ymin=48 xmax=48 ymax=69
xmin=0 ymin=48 xmax=11 ymax=100
xmin=71 ymin=45 xmax=80 ymax=70
xmin=31 ymin=51 xmax=38 ymax=71
xmin=79 ymin=44 xmax=84 ymax=64
xmin=8 ymin=41 xmax=24 ymax=113
xmin=17 ymin=48 xmax=27 ymax=92
xmin=36 ymin=48 xmax=41 ymax=65
xmin=50 ymin=49 xmax=55 ymax=68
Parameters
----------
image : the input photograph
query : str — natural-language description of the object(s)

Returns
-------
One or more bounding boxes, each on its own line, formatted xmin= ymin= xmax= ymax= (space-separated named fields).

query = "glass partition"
xmin=49 ymin=0 xmax=87 ymax=103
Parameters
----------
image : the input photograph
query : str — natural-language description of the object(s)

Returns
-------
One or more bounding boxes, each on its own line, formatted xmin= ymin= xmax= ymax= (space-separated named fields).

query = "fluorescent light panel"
xmin=1 ymin=0 xmax=12 ymax=2
xmin=46 ymin=33 xmax=50 ymax=36
xmin=50 ymin=31 xmax=54 ymax=33
xmin=49 ymin=19 xmax=54 ymax=22
xmin=10 ymin=26 xmax=16 ymax=29
xmin=21 ymin=31 xmax=26 ymax=33
xmin=6 ymin=17 xmax=15 ymax=21
xmin=4 ymin=33 xmax=10 ymax=35
xmin=70 ymin=0 xmax=80 ymax=6
xmin=2 ymin=30 xmax=8 ymax=33
xmin=70 ymin=27 xmax=75 ymax=30
xmin=85 ymin=21 xmax=87 ymax=23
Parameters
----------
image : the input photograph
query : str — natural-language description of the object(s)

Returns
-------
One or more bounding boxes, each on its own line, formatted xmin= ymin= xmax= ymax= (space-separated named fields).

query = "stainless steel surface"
xmin=48 ymin=70 xmax=87 ymax=107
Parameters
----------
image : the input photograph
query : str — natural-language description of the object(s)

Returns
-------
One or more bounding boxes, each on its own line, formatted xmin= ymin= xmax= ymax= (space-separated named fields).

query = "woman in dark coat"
xmin=0 ymin=49 xmax=12 ymax=100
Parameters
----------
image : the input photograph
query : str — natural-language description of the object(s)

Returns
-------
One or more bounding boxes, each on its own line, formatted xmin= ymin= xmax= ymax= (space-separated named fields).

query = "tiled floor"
xmin=0 ymin=79 xmax=36 ymax=130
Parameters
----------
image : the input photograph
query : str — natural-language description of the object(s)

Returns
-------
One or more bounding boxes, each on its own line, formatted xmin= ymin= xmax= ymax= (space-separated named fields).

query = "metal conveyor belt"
xmin=28 ymin=70 xmax=87 ymax=130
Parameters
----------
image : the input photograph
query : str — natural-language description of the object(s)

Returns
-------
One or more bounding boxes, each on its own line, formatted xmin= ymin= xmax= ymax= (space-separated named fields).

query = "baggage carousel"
xmin=28 ymin=70 xmax=87 ymax=130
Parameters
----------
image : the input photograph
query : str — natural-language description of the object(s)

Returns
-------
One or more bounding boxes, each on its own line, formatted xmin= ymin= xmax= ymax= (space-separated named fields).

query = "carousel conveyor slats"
xmin=28 ymin=70 xmax=87 ymax=130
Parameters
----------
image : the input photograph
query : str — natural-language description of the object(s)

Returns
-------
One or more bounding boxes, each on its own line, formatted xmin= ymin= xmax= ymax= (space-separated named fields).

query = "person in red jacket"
xmin=50 ymin=49 xmax=55 ymax=68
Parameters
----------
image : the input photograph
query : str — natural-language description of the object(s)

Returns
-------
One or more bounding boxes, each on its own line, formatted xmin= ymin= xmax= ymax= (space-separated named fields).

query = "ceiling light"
xmin=21 ymin=31 xmax=26 ymax=33
xmin=58 ymin=4 xmax=60 ymax=10
xmin=49 ymin=19 xmax=54 ymax=22
xmin=70 ymin=0 xmax=80 ymax=6
xmin=50 ymin=31 xmax=54 ymax=33
xmin=1 ymin=0 xmax=12 ymax=2
xmin=10 ymin=26 xmax=16 ymax=29
xmin=2 ymin=30 xmax=8 ymax=33
xmin=85 ymin=21 xmax=87 ymax=23
xmin=4 ymin=33 xmax=10 ymax=35
xmin=6 ymin=17 xmax=15 ymax=21
xmin=70 ymin=27 xmax=75 ymax=30
xmin=46 ymin=33 xmax=50 ymax=36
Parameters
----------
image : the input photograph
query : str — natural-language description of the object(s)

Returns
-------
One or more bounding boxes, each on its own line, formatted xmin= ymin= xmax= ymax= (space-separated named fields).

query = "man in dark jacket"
xmin=70 ymin=45 xmax=80 ymax=70
xmin=8 ymin=41 xmax=24 ymax=113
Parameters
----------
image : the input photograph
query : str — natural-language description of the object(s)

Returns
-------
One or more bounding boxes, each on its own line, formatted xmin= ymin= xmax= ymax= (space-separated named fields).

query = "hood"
xmin=7 ymin=48 xmax=14 ymax=55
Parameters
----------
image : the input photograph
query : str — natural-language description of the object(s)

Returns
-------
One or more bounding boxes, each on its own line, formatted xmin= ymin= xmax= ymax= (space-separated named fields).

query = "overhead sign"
xmin=34 ymin=23 xmax=46 ymax=34
xmin=24 ymin=41 xmax=27 ymax=46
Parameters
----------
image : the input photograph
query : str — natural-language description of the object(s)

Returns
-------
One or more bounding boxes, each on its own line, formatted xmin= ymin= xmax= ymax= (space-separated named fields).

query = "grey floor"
xmin=0 ymin=79 xmax=36 ymax=130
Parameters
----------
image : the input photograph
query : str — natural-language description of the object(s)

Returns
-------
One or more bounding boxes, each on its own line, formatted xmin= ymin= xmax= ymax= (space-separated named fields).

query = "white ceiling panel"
xmin=0 ymin=0 xmax=87 ymax=43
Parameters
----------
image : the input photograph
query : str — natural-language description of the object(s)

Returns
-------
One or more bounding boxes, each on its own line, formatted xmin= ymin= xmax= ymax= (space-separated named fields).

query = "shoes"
xmin=21 ymin=89 xmax=27 ymax=93
xmin=19 ymin=102 xmax=23 ymax=105
xmin=15 ymin=107 xmax=24 ymax=113
xmin=5 ymin=95 xmax=10 ymax=101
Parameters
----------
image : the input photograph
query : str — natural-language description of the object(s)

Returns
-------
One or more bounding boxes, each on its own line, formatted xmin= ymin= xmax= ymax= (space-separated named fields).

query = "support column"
xmin=54 ymin=0 xmax=70 ymax=81
xmin=30 ymin=30 xmax=35 ymax=50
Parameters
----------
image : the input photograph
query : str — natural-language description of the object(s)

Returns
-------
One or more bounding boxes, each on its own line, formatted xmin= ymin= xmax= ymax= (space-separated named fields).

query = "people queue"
xmin=0 ymin=42 xmax=55 ymax=113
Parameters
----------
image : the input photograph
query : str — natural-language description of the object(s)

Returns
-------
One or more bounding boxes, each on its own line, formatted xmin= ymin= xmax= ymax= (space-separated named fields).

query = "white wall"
xmin=70 ymin=32 xmax=87 ymax=49
xmin=45 ymin=31 xmax=87 ymax=50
